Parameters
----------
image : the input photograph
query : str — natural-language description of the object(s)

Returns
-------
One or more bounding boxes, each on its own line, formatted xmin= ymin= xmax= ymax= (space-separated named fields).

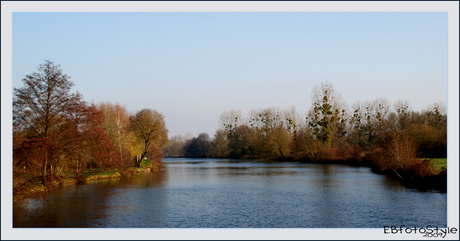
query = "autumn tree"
xmin=406 ymin=124 xmax=446 ymax=158
xmin=219 ymin=109 xmax=256 ymax=159
xmin=227 ymin=124 xmax=258 ymax=159
xmin=97 ymin=102 xmax=134 ymax=168
xmin=207 ymin=129 xmax=230 ymax=158
xmin=248 ymin=108 xmax=291 ymax=160
xmin=13 ymin=60 xmax=85 ymax=189
xmin=369 ymin=129 xmax=432 ymax=178
xmin=63 ymin=104 xmax=120 ymax=179
xmin=403 ymin=102 xmax=447 ymax=158
xmin=129 ymin=108 xmax=168 ymax=167
xmin=13 ymin=61 xmax=119 ymax=201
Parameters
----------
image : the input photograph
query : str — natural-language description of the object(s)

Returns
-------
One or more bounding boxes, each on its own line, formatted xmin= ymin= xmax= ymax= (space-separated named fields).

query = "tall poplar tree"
xmin=307 ymin=81 xmax=347 ymax=146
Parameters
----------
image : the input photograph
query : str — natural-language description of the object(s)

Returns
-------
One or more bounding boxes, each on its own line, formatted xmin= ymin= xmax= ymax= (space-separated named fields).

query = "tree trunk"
xmin=43 ymin=150 xmax=48 ymax=191
xmin=139 ymin=152 xmax=147 ymax=167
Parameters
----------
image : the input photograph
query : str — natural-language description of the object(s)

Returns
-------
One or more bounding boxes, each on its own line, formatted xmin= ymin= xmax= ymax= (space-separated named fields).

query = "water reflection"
xmin=13 ymin=159 xmax=447 ymax=228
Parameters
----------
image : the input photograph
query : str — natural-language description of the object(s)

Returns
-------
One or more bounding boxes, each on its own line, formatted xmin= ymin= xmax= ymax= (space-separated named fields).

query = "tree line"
xmin=163 ymin=81 xmax=447 ymax=181
xmin=13 ymin=61 xmax=168 ymax=202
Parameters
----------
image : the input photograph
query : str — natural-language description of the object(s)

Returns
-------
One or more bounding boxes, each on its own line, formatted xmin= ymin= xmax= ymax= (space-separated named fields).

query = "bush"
xmin=406 ymin=124 xmax=447 ymax=158
xmin=369 ymin=130 xmax=432 ymax=178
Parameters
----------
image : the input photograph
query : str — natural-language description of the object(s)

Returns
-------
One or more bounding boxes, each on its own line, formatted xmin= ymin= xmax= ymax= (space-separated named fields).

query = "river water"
xmin=13 ymin=158 xmax=447 ymax=228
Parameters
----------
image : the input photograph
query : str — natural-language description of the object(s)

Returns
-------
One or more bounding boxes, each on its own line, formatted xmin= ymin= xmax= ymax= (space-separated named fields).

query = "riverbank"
xmin=294 ymin=156 xmax=447 ymax=192
xmin=71 ymin=161 xmax=160 ymax=184
xmin=166 ymin=155 xmax=447 ymax=192
xmin=13 ymin=160 xmax=161 ymax=204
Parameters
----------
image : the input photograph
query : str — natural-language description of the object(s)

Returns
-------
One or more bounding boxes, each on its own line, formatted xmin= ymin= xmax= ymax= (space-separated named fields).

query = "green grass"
xmin=430 ymin=158 xmax=447 ymax=174
xmin=140 ymin=158 xmax=152 ymax=168
xmin=419 ymin=158 xmax=447 ymax=174
xmin=84 ymin=168 xmax=119 ymax=178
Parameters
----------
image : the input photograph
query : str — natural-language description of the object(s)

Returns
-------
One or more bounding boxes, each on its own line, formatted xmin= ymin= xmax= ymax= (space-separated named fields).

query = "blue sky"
xmin=11 ymin=12 xmax=448 ymax=138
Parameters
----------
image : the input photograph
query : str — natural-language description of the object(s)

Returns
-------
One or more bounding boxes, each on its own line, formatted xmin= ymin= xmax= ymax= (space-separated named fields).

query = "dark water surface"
xmin=13 ymin=158 xmax=447 ymax=228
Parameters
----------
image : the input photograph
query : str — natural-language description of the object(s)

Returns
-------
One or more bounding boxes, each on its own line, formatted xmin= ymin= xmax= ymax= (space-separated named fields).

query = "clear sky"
xmin=11 ymin=12 xmax=448 ymax=138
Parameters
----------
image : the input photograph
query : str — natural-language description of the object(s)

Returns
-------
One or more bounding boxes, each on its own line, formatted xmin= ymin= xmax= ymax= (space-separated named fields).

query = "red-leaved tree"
xmin=13 ymin=60 xmax=119 ymax=201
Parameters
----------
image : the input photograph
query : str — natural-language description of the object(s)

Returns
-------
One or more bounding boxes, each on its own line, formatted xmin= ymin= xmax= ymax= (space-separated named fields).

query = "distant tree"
xmin=219 ymin=109 xmax=243 ymax=132
xmin=249 ymin=108 xmax=291 ymax=160
xmin=218 ymin=109 xmax=256 ymax=159
xmin=284 ymin=106 xmax=302 ymax=136
xmin=349 ymin=98 xmax=391 ymax=150
xmin=424 ymin=102 xmax=447 ymax=130
xmin=184 ymin=133 xmax=211 ymax=158
xmin=307 ymin=81 xmax=347 ymax=146
xmin=394 ymin=99 xmax=411 ymax=130
xmin=129 ymin=109 xmax=168 ymax=167
xmin=290 ymin=129 xmax=317 ymax=161
xmin=349 ymin=101 xmax=366 ymax=146
xmin=207 ymin=129 xmax=230 ymax=158
xmin=226 ymin=125 xmax=257 ymax=159
xmin=163 ymin=135 xmax=187 ymax=157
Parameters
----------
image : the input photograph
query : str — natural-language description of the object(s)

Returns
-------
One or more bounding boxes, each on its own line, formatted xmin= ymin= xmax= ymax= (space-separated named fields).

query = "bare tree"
xmin=350 ymin=98 xmax=391 ymax=149
xmin=394 ymin=99 xmax=411 ymax=130
xmin=423 ymin=102 xmax=447 ymax=129
xmin=284 ymin=106 xmax=302 ymax=136
xmin=219 ymin=109 xmax=243 ymax=132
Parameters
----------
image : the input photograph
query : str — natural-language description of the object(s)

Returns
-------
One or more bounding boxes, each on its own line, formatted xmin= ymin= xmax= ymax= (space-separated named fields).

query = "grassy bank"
xmin=428 ymin=158 xmax=447 ymax=174
xmin=83 ymin=168 xmax=122 ymax=181
xmin=13 ymin=159 xmax=160 ymax=203
xmin=85 ymin=159 xmax=160 ymax=180
xmin=367 ymin=157 xmax=447 ymax=192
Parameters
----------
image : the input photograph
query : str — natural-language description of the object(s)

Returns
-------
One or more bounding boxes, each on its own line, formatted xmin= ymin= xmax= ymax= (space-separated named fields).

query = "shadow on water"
xmin=13 ymin=171 xmax=167 ymax=228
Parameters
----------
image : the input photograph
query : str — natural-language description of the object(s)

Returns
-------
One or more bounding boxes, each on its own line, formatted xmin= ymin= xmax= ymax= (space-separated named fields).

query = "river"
xmin=13 ymin=158 xmax=447 ymax=228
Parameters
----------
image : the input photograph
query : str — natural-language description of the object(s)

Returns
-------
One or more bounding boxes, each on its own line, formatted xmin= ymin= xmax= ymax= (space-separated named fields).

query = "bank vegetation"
xmin=163 ymin=82 xmax=447 ymax=191
xmin=13 ymin=61 xmax=168 ymax=203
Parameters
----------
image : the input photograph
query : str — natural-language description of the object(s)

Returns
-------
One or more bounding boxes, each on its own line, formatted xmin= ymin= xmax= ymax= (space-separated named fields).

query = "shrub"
xmin=369 ymin=130 xmax=432 ymax=178
xmin=406 ymin=124 xmax=446 ymax=158
xmin=348 ymin=145 xmax=364 ymax=163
